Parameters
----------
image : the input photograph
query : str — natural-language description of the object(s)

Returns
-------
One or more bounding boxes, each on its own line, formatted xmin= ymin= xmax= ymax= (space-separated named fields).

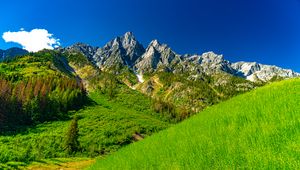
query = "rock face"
xmin=183 ymin=52 xmax=235 ymax=74
xmin=93 ymin=32 xmax=145 ymax=69
xmin=63 ymin=43 xmax=98 ymax=60
xmin=232 ymin=62 xmax=300 ymax=82
xmin=61 ymin=32 xmax=300 ymax=82
xmin=134 ymin=40 xmax=181 ymax=73
xmin=0 ymin=47 xmax=28 ymax=61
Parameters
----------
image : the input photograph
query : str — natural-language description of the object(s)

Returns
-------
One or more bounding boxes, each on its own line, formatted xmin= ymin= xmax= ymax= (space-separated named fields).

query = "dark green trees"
xmin=0 ymin=76 xmax=87 ymax=131
xmin=65 ymin=116 xmax=80 ymax=155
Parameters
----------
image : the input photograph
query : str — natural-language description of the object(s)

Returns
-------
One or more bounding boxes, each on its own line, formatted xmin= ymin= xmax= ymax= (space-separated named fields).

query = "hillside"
xmin=0 ymin=33 xmax=299 ymax=169
xmin=90 ymin=78 xmax=300 ymax=169
xmin=0 ymin=88 xmax=169 ymax=169
xmin=0 ymin=48 xmax=257 ymax=168
xmin=61 ymin=32 xmax=299 ymax=118
xmin=0 ymin=50 xmax=87 ymax=131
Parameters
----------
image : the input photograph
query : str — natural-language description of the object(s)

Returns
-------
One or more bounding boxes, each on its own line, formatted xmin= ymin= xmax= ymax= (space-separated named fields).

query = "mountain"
xmin=134 ymin=39 xmax=181 ymax=73
xmin=62 ymin=43 xmax=98 ymax=60
xmin=62 ymin=32 xmax=299 ymax=82
xmin=92 ymin=32 xmax=145 ymax=69
xmin=89 ymin=78 xmax=300 ymax=169
xmin=232 ymin=62 xmax=300 ymax=82
xmin=55 ymin=32 xmax=300 ymax=118
xmin=60 ymin=36 xmax=257 ymax=116
xmin=0 ymin=47 xmax=28 ymax=61
xmin=1 ymin=32 xmax=299 ymax=169
xmin=184 ymin=52 xmax=235 ymax=74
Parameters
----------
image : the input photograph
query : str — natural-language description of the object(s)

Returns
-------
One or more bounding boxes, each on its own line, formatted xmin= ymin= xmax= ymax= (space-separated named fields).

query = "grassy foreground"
xmin=89 ymin=78 xmax=300 ymax=169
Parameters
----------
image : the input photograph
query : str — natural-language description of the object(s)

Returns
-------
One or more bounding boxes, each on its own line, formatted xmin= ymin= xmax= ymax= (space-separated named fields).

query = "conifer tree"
xmin=65 ymin=116 xmax=80 ymax=155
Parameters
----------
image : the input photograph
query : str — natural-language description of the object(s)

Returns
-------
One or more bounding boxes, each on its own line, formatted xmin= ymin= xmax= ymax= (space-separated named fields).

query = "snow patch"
xmin=136 ymin=73 xmax=145 ymax=83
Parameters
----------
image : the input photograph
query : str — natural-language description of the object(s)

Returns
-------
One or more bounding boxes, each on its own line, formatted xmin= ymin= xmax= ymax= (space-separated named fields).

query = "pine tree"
xmin=65 ymin=116 xmax=80 ymax=155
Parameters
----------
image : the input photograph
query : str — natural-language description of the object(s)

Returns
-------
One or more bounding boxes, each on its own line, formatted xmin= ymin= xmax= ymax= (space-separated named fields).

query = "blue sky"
xmin=1 ymin=0 xmax=300 ymax=71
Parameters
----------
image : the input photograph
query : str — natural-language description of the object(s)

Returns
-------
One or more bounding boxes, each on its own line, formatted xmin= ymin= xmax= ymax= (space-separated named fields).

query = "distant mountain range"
xmin=61 ymin=32 xmax=299 ymax=82
xmin=1 ymin=32 xmax=299 ymax=82
xmin=0 ymin=47 xmax=28 ymax=61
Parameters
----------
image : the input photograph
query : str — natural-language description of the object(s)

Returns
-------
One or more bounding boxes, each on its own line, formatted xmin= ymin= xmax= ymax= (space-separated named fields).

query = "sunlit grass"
xmin=90 ymin=78 xmax=300 ymax=169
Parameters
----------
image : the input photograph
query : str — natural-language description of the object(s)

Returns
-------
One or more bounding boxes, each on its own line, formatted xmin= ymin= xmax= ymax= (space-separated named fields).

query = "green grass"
xmin=89 ymin=78 xmax=300 ymax=169
xmin=0 ymin=87 xmax=170 ymax=168
xmin=0 ymin=157 xmax=93 ymax=170
xmin=0 ymin=56 xmax=57 ymax=78
xmin=0 ymin=51 xmax=76 ymax=81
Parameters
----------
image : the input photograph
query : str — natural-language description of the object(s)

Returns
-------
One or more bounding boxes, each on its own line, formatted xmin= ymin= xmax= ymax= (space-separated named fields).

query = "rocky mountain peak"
xmin=147 ymin=39 xmax=171 ymax=52
xmin=149 ymin=39 xmax=160 ymax=47
xmin=231 ymin=62 xmax=300 ymax=81
xmin=124 ymin=31 xmax=135 ymax=40
xmin=91 ymin=32 xmax=145 ymax=68
xmin=183 ymin=51 xmax=234 ymax=74
xmin=201 ymin=51 xmax=223 ymax=60
xmin=134 ymin=39 xmax=180 ymax=73
xmin=231 ymin=62 xmax=261 ymax=77
xmin=57 ymin=32 xmax=299 ymax=82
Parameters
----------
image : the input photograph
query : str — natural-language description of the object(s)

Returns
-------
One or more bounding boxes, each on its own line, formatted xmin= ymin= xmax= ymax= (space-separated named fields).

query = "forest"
xmin=0 ymin=51 xmax=87 ymax=132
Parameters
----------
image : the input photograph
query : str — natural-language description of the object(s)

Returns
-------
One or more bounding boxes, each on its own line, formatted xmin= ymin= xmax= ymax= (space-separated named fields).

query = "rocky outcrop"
xmin=232 ymin=62 xmax=300 ymax=82
xmin=183 ymin=52 xmax=235 ymax=74
xmin=134 ymin=40 xmax=181 ymax=73
xmin=63 ymin=43 xmax=98 ymax=59
xmin=92 ymin=32 xmax=145 ymax=69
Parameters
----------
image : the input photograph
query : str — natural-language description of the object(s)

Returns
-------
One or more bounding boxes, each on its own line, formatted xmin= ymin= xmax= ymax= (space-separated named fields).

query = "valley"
xmin=0 ymin=32 xmax=299 ymax=169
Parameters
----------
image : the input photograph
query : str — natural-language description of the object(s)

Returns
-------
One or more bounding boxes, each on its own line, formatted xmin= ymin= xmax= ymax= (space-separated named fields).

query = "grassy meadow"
xmin=89 ymin=78 xmax=300 ymax=169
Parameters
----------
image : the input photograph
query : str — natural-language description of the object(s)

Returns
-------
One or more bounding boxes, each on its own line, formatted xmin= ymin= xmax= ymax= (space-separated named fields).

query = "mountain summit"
xmin=134 ymin=39 xmax=180 ymax=73
xmin=92 ymin=31 xmax=145 ymax=68
xmin=61 ymin=32 xmax=300 ymax=82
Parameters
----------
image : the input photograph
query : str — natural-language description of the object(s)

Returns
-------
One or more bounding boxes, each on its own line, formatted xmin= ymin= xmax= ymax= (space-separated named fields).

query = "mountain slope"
xmin=0 ymin=50 xmax=88 ymax=131
xmin=90 ymin=78 xmax=300 ymax=169
xmin=0 ymin=50 xmax=74 ymax=78
xmin=57 ymin=32 xmax=297 ymax=120
xmin=0 ymin=47 xmax=28 ymax=61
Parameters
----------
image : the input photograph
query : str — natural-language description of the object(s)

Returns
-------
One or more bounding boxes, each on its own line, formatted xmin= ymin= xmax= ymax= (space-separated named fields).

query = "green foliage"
xmin=65 ymin=116 xmax=80 ymax=155
xmin=0 ymin=50 xmax=75 ymax=80
xmin=64 ymin=51 xmax=92 ymax=68
xmin=0 ymin=49 xmax=265 ymax=169
xmin=137 ymin=71 xmax=256 ymax=122
xmin=91 ymin=72 xmax=119 ymax=99
xmin=0 ymin=76 xmax=87 ymax=131
xmin=0 ymin=89 xmax=169 ymax=164
xmin=0 ymin=51 xmax=87 ymax=131
xmin=90 ymin=78 xmax=300 ymax=169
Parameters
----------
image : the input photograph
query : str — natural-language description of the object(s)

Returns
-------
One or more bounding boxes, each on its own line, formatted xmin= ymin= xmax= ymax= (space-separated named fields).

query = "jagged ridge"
xmin=61 ymin=32 xmax=300 ymax=82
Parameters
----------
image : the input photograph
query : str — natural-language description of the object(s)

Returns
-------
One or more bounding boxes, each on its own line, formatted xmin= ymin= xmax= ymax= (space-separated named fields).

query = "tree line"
xmin=0 ymin=76 xmax=87 ymax=131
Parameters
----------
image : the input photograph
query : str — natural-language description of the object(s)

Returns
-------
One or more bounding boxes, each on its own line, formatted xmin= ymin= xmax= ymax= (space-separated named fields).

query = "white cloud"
xmin=2 ymin=28 xmax=60 ymax=52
